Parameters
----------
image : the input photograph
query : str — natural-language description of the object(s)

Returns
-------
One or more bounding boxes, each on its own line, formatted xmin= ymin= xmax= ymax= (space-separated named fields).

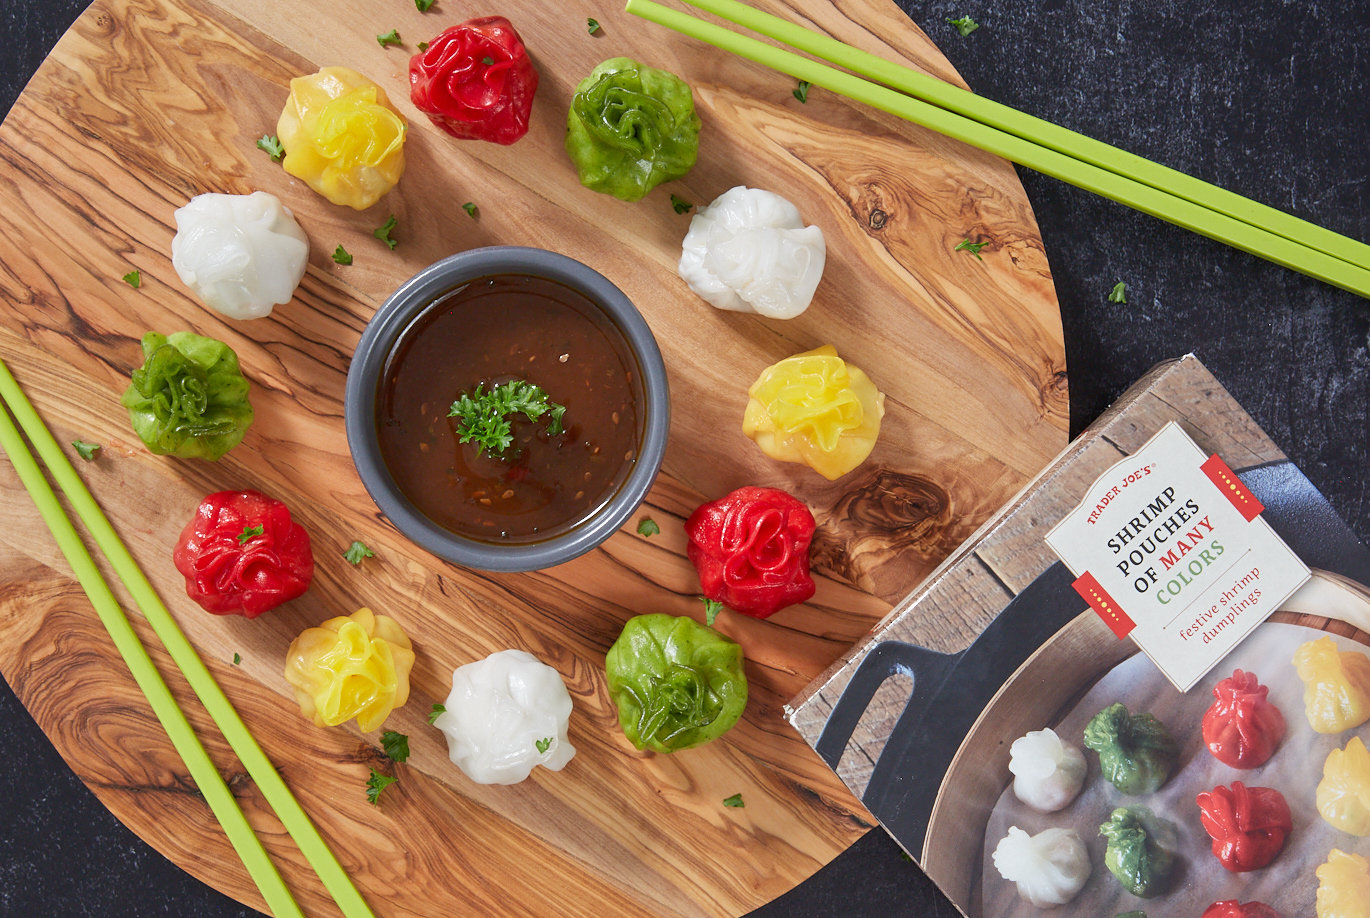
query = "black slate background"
xmin=1 ymin=0 xmax=1365 ymax=915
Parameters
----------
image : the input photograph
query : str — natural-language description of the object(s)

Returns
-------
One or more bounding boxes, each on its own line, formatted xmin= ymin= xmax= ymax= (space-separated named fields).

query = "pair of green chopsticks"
xmin=0 ymin=358 xmax=372 ymax=918
xmin=625 ymin=0 xmax=1370 ymax=300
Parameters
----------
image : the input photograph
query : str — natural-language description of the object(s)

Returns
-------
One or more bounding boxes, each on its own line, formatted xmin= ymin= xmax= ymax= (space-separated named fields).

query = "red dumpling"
xmin=1201 ymin=901 xmax=1282 ymax=918
xmin=1197 ymin=781 xmax=1292 ymax=872
xmin=1202 ymin=669 xmax=1286 ymax=768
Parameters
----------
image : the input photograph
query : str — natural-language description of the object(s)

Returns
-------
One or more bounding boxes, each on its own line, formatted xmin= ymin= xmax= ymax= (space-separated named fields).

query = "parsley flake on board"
xmin=382 ymin=730 xmax=411 ymax=763
xmin=122 ymin=270 xmax=141 ymax=288
xmin=792 ymin=79 xmax=811 ymax=103
xmin=343 ymin=540 xmax=374 ymax=565
xmin=237 ymin=524 xmax=264 ymax=545
xmin=366 ymin=768 xmax=398 ymax=805
xmin=377 ymin=29 xmax=402 ymax=48
xmin=587 ymin=17 xmax=601 ymax=34
xmin=233 ymin=653 xmax=242 ymax=665
xmin=670 ymin=194 xmax=693 ymax=214
xmin=448 ymin=380 xmax=566 ymax=457
xmin=374 ymin=215 xmax=399 ymax=250
xmin=428 ymin=703 xmax=447 ymax=724
xmin=462 ymin=201 xmax=478 ymax=218
xmin=947 ymin=16 xmax=980 ymax=37
xmin=1108 ymin=281 xmax=1128 ymax=303
xmin=700 ymin=596 xmax=724 ymax=627
xmin=256 ymin=134 xmax=285 ymax=162
xmin=535 ymin=737 xmax=553 ymax=754
xmin=723 ymin=793 xmax=745 ymax=808
xmin=636 ymin=518 xmax=660 ymax=537
xmin=414 ymin=0 xmax=435 ymax=10
xmin=71 ymin=440 xmax=101 ymax=461
xmin=954 ymin=238 xmax=989 ymax=259
xmin=332 ymin=245 xmax=353 ymax=265
xmin=417 ymin=41 xmax=429 ymax=51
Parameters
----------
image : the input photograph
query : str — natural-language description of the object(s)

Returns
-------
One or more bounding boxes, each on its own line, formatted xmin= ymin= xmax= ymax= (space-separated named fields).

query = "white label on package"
xmin=1045 ymin=421 xmax=1309 ymax=691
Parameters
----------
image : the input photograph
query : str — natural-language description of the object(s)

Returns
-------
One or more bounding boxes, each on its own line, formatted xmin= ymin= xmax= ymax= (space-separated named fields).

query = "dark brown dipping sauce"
xmin=376 ymin=273 xmax=643 ymax=544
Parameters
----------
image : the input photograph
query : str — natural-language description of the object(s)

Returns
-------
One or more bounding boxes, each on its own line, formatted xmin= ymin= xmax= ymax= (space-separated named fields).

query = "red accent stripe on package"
xmin=1201 ymin=453 xmax=1264 ymax=521
xmin=1073 ymin=571 xmax=1136 ymax=639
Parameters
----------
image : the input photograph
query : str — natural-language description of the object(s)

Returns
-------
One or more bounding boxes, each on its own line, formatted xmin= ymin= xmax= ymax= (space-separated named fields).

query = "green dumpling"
xmin=564 ymin=57 xmax=701 ymax=202
xmin=1100 ymin=806 xmax=1176 ymax=898
xmin=605 ymin=613 xmax=747 ymax=753
xmin=1083 ymin=701 xmax=1179 ymax=795
xmin=120 ymin=331 xmax=252 ymax=461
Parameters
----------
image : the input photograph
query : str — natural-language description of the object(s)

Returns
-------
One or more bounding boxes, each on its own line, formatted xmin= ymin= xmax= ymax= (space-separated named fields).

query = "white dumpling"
xmin=991 ymin=825 xmax=1090 ymax=907
xmin=1009 ymin=727 xmax=1087 ymax=812
xmin=170 ymin=190 xmax=309 ymax=320
xmin=678 ymin=185 xmax=825 ymax=319
xmin=433 ymin=649 xmax=576 ymax=785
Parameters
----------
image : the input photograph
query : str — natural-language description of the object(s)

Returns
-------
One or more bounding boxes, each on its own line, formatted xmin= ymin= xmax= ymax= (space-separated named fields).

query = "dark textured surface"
xmin=1 ymin=0 xmax=1366 ymax=915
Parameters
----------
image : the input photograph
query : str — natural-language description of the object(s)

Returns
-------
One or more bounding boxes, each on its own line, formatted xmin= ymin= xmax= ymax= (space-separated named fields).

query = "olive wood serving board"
xmin=0 ymin=0 xmax=1066 ymax=915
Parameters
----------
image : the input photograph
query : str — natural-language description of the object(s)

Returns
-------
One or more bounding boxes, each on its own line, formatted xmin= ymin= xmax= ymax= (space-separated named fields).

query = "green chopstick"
xmin=624 ymin=0 xmax=1370 ymax=300
xmin=0 ymin=401 xmax=303 ymax=918
xmin=671 ymin=0 xmax=1370 ymax=275
xmin=0 ymin=358 xmax=374 ymax=918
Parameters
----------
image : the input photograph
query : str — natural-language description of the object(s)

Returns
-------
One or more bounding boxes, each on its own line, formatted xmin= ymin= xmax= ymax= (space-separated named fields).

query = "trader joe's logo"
xmin=1046 ymin=422 xmax=1308 ymax=691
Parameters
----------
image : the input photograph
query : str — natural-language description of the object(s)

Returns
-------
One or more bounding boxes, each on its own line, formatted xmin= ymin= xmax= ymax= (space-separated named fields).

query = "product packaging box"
xmin=787 ymin=355 xmax=1370 ymax=916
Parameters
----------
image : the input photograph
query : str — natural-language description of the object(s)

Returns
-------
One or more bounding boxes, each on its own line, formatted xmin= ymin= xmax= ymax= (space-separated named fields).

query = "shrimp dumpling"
xmin=1009 ymin=727 xmax=1087 ymax=812
xmin=171 ymin=191 xmax=309 ymax=320
xmin=991 ymin=825 xmax=1090 ymax=907
xmin=678 ymin=186 xmax=825 ymax=319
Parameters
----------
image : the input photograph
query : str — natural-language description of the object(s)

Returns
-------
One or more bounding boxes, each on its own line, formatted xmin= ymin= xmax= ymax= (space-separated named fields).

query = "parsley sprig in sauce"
xmin=448 ymin=379 xmax=566 ymax=457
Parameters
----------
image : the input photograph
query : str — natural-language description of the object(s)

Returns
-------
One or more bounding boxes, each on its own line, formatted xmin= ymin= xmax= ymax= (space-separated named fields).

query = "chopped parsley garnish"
xmin=954 ymin=238 xmax=989 ymax=259
xmin=792 ymin=79 xmax=811 ymax=103
xmin=1108 ymin=281 xmax=1128 ymax=303
xmin=373 ymin=214 xmax=399 ymax=250
xmin=237 ymin=524 xmax=264 ymax=545
xmin=448 ymin=380 xmax=566 ymax=457
xmin=366 ymin=768 xmax=398 ymax=805
xmin=723 ymin=793 xmax=745 ymax=808
xmin=332 ymin=245 xmax=353 ymax=265
xmin=482 ymin=56 xmax=495 ymax=66
xmin=428 ymin=703 xmax=447 ymax=724
xmin=71 ymin=440 xmax=101 ymax=461
xmin=256 ymin=134 xmax=285 ymax=162
xmin=462 ymin=201 xmax=478 ymax=218
xmin=377 ymin=29 xmax=402 ymax=48
xmin=415 ymin=0 xmax=435 ymax=10
xmin=535 ymin=737 xmax=553 ymax=754
xmin=701 ymin=596 xmax=724 ymax=627
xmin=381 ymin=730 xmax=410 ymax=763
xmin=587 ymin=18 xmax=601 ymax=34
xmin=636 ymin=518 xmax=660 ymax=537
xmin=122 ymin=270 xmax=141 ymax=288
xmin=343 ymin=540 xmax=374 ymax=565
xmin=232 ymin=653 xmax=242 ymax=665
xmin=670 ymin=194 xmax=693 ymax=215
xmin=947 ymin=16 xmax=980 ymax=37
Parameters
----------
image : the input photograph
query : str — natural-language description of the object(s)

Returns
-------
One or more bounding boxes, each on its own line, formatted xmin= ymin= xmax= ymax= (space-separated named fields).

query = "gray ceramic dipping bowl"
xmin=344 ymin=247 xmax=669 ymax=572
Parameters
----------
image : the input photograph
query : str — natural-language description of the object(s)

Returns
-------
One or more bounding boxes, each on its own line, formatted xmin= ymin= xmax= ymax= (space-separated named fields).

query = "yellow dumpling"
xmin=1294 ymin=636 xmax=1370 ymax=734
xmin=283 ymin=607 xmax=414 ymax=732
xmin=742 ymin=345 xmax=884 ymax=480
xmin=1318 ymin=736 xmax=1370 ymax=835
xmin=277 ymin=66 xmax=407 ymax=210
xmin=1317 ymin=849 xmax=1370 ymax=918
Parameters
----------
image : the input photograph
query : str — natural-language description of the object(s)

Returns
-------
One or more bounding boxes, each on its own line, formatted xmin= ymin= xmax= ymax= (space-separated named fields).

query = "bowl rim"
xmin=344 ymin=246 xmax=669 ymax=572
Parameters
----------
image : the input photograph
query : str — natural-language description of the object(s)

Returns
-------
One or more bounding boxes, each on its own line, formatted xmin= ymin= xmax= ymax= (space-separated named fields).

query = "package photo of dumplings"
xmin=787 ymin=356 xmax=1370 ymax=918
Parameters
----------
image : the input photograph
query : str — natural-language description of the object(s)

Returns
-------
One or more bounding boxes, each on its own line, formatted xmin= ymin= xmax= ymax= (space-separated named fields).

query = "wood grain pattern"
xmin=0 ymin=0 xmax=1066 ymax=915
